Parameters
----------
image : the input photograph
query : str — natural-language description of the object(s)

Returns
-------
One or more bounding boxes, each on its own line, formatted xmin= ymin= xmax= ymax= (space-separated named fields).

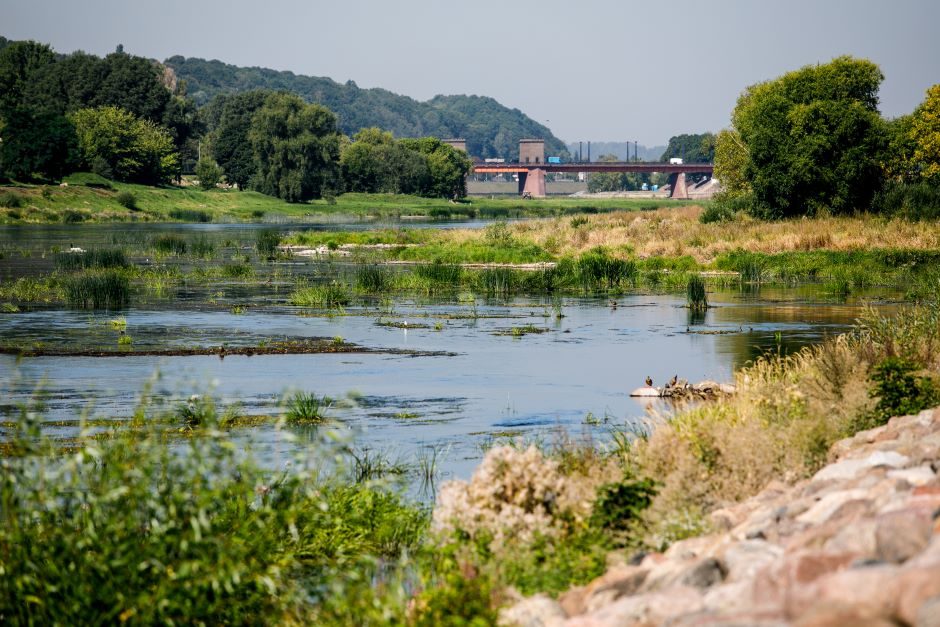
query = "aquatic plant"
xmin=152 ymin=234 xmax=187 ymax=256
xmin=63 ymin=271 xmax=130 ymax=309
xmin=117 ymin=333 xmax=132 ymax=345
xmin=289 ymin=282 xmax=350 ymax=308
xmin=256 ymin=228 xmax=281 ymax=259
xmin=284 ymin=391 xmax=332 ymax=424
xmin=55 ymin=248 xmax=129 ymax=271
xmin=348 ymin=448 xmax=410 ymax=484
xmin=355 ymin=263 xmax=392 ymax=292
xmin=168 ymin=208 xmax=211 ymax=222
xmin=189 ymin=234 xmax=216 ymax=258
xmin=686 ymin=274 xmax=708 ymax=311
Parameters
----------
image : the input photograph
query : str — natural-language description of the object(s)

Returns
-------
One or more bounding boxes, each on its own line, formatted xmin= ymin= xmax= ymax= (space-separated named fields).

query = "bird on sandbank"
xmin=645 ymin=376 xmax=653 ymax=387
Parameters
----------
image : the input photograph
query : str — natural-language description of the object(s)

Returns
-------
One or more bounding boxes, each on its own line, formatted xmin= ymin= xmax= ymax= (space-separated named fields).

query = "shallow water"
xmin=0 ymin=286 xmax=899 ymax=484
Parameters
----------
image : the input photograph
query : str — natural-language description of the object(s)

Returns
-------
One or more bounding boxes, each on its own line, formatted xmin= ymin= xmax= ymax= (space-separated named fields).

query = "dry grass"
xmin=439 ymin=207 xmax=940 ymax=263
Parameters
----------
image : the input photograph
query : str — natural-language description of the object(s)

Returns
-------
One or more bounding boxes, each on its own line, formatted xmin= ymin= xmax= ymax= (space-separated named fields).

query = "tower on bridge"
xmin=518 ymin=139 xmax=545 ymax=165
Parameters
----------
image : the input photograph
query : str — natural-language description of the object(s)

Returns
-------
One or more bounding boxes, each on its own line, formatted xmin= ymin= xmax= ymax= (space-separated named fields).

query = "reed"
xmin=686 ymin=274 xmax=708 ymax=311
xmin=63 ymin=271 xmax=130 ymax=309
xmin=284 ymin=391 xmax=332 ymax=424
xmin=55 ymin=248 xmax=128 ymax=271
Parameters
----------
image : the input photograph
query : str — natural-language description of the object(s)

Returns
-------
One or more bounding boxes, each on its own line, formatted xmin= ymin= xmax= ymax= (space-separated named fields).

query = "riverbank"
xmin=0 ymin=180 xmax=698 ymax=224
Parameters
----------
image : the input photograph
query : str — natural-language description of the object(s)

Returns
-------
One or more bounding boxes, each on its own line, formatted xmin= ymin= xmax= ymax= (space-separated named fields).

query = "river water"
xmin=0 ymin=222 xmax=902 ymax=486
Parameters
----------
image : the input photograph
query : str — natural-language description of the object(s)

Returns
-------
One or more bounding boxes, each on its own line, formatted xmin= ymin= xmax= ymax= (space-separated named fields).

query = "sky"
xmin=3 ymin=0 xmax=939 ymax=146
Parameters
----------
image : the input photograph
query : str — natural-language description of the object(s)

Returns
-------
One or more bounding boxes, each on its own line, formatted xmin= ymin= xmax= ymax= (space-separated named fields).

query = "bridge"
xmin=451 ymin=138 xmax=714 ymax=199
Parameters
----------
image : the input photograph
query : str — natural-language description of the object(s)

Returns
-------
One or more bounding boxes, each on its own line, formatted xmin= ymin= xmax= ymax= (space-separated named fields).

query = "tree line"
xmin=0 ymin=38 xmax=472 ymax=202
xmin=713 ymin=56 xmax=940 ymax=219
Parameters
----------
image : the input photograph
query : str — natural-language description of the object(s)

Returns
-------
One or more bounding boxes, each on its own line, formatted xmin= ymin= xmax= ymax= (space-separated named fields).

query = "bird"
xmin=645 ymin=376 xmax=653 ymax=387
xmin=669 ymin=374 xmax=678 ymax=387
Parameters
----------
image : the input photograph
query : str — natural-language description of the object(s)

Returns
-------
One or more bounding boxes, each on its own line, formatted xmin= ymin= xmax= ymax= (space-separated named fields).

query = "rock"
xmin=567 ymin=585 xmax=704 ymax=626
xmin=888 ymin=464 xmax=937 ymax=486
xmin=681 ymin=557 xmax=728 ymax=589
xmin=896 ymin=565 xmax=940 ymax=625
xmin=812 ymin=451 xmax=910 ymax=482
xmin=751 ymin=551 xmax=856 ymax=612
xmin=630 ymin=385 xmax=660 ymax=397
xmin=787 ymin=563 xmax=901 ymax=618
xmin=874 ymin=509 xmax=934 ymax=563
xmin=916 ymin=596 xmax=940 ymax=627
xmin=498 ymin=594 xmax=566 ymax=627
xmin=720 ymin=540 xmax=784 ymax=582
xmin=578 ymin=565 xmax=649 ymax=614
xmin=795 ymin=490 xmax=871 ymax=526
xmin=701 ymin=580 xmax=755 ymax=614
xmin=793 ymin=603 xmax=897 ymax=627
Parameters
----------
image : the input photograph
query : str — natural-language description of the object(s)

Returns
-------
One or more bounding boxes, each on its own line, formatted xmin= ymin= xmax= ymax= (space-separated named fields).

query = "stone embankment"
xmin=503 ymin=407 xmax=940 ymax=626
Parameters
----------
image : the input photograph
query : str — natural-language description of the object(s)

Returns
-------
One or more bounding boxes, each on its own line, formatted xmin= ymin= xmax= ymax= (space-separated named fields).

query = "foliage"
xmin=153 ymin=234 xmax=188 ymax=255
xmin=208 ymin=90 xmax=269 ymax=189
xmin=872 ymin=179 xmax=940 ymax=220
xmin=659 ymin=133 xmax=716 ymax=163
xmin=115 ymin=190 xmax=138 ymax=210
xmin=0 ymin=394 xmax=427 ymax=625
xmin=341 ymin=127 xmax=430 ymax=195
xmin=867 ymin=357 xmax=939 ymax=426
xmin=398 ymin=137 xmax=473 ymax=199
xmin=590 ymin=477 xmax=657 ymax=542
xmin=725 ymin=56 xmax=888 ymax=217
xmin=289 ymin=282 xmax=350 ymax=308
xmin=167 ymin=55 xmax=569 ymax=160
xmin=907 ymin=84 xmax=940 ymax=183
xmin=69 ymin=106 xmax=179 ymax=184
xmin=194 ymin=157 xmax=223 ymax=190
xmin=248 ymin=92 xmax=342 ymax=202
xmin=0 ymin=191 xmax=24 ymax=208
xmin=55 ymin=248 xmax=128 ymax=271
xmin=0 ymin=108 xmax=79 ymax=181
xmin=713 ymin=129 xmax=750 ymax=198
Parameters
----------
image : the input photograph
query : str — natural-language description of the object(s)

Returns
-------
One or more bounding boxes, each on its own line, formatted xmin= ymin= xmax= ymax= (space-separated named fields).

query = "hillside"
xmin=164 ymin=55 xmax=569 ymax=160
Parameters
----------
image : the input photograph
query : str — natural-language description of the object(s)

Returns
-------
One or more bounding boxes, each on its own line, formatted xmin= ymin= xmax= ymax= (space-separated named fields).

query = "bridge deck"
xmin=473 ymin=162 xmax=713 ymax=174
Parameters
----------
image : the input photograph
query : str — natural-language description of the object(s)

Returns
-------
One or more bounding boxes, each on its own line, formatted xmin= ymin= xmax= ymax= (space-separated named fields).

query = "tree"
xmin=247 ymin=93 xmax=342 ymax=202
xmin=398 ymin=137 xmax=472 ymax=198
xmin=341 ymin=127 xmax=432 ymax=195
xmin=722 ymin=56 xmax=888 ymax=218
xmin=209 ymin=91 xmax=269 ymax=189
xmin=0 ymin=40 xmax=56 ymax=113
xmin=908 ymin=84 xmax=940 ymax=182
xmin=659 ymin=133 xmax=716 ymax=163
xmin=713 ymin=129 xmax=750 ymax=197
xmin=195 ymin=158 xmax=223 ymax=190
xmin=69 ymin=106 xmax=178 ymax=184
xmin=0 ymin=108 xmax=79 ymax=181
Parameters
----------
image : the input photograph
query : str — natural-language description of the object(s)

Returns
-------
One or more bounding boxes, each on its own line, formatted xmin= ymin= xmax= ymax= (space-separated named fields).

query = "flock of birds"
xmin=645 ymin=374 xmax=679 ymax=388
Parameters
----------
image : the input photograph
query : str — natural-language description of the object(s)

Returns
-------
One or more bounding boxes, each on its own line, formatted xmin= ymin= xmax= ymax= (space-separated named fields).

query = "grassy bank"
xmin=0 ymin=179 xmax=698 ymax=224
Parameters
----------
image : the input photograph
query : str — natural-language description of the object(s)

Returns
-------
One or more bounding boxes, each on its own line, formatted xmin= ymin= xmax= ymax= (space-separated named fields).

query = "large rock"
xmin=499 ymin=594 xmax=566 ymax=627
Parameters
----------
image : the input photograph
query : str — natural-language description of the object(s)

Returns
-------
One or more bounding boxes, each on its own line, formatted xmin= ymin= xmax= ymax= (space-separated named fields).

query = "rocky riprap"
xmin=502 ymin=407 xmax=940 ymax=626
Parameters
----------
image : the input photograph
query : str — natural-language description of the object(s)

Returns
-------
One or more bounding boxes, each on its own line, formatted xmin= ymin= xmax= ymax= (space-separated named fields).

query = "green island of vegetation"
xmin=2 ymin=34 xmax=940 ymax=625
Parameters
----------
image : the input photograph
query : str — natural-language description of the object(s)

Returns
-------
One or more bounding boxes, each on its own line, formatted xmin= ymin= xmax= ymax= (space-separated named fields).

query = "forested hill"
xmin=164 ymin=55 xmax=569 ymax=160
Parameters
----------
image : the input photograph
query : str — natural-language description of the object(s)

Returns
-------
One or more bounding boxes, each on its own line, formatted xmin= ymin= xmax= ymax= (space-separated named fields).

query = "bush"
xmin=115 ymin=190 xmax=138 ymax=211
xmin=872 ymin=180 xmax=940 ymax=220
xmin=0 ymin=192 xmax=24 ymax=208
xmin=195 ymin=158 xmax=224 ymax=190
xmin=866 ymin=357 xmax=939 ymax=427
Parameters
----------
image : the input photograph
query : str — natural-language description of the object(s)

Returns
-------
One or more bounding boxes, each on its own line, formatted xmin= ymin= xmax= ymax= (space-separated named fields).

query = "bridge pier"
xmin=668 ymin=172 xmax=689 ymax=199
xmin=521 ymin=168 xmax=546 ymax=198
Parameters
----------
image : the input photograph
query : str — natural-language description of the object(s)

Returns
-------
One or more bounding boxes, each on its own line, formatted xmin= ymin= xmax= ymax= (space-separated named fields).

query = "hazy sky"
xmin=3 ymin=0 xmax=938 ymax=145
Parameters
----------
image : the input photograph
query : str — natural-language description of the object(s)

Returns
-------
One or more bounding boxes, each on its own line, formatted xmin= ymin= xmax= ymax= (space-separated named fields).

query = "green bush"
xmin=590 ymin=477 xmax=657 ymax=543
xmin=872 ymin=180 xmax=940 ymax=220
xmin=865 ymin=357 xmax=939 ymax=427
xmin=698 ymin=198 xmax=742 ymax=223
xmin=195 ymin=158 xmax=224 ymax=190
xmin=115 ymin=190 xmax=138 ymax=211
xmin=0 ymin=192 xmax=24 ymax=208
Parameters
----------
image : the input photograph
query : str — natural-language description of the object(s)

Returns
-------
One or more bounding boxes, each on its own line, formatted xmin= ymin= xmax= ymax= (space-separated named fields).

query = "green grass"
xmin=0 ymin=182 xmax=702 ymax=224
xmin=284 ymin=391 xmax=332 ymax=424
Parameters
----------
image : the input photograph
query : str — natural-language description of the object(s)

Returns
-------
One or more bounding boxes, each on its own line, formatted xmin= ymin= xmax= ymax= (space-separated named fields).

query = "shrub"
xmin=866 ymin=357 xmax=939 ymax=427
xmin=115 ymin=190 xmax=138 ymax=211
xmin=0 ymin=192 xmax=24 ymax=208
xmin=195 ymin=158 xmax=223 ymax=190
xmin=590 ymin=477 xmax=658 ymax=543
xmin=872 ymin=180 xmax=940 ymax=220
